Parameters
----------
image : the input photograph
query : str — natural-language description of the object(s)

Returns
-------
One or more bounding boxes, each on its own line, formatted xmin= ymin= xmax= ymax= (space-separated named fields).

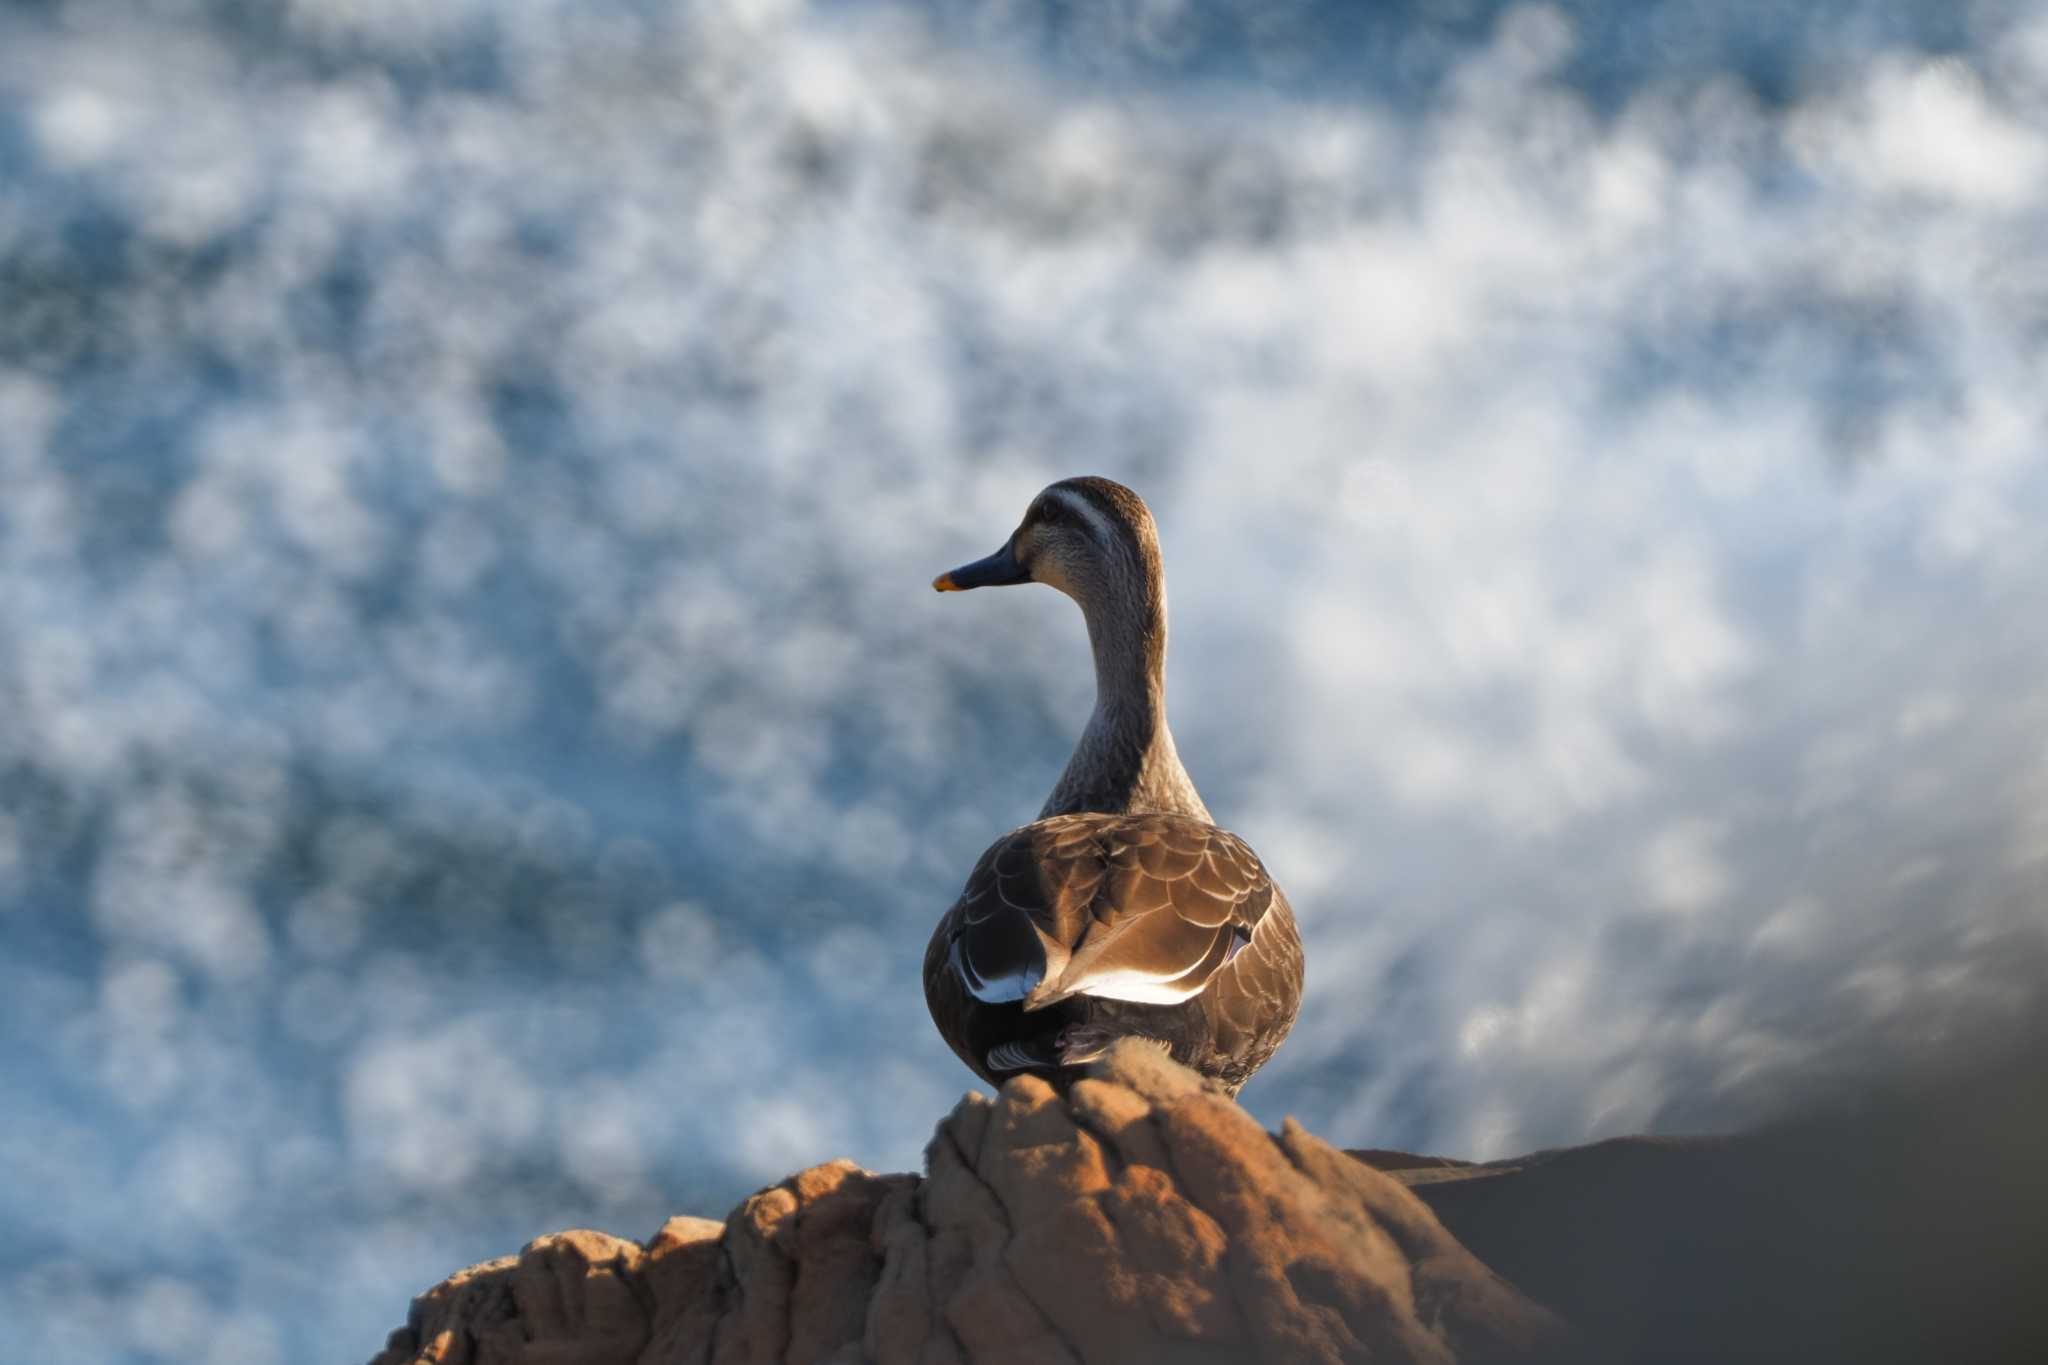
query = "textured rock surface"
xmin=371 ymin=1028 xmax=2048 ymax=1365
xmin=368 ymin=1042 xmax=1567 ymax=1365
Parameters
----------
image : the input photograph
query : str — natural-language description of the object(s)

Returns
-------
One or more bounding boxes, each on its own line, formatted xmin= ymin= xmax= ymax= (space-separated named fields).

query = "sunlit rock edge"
xmin=366 ymin=1040 xmax=1568 ymax=1365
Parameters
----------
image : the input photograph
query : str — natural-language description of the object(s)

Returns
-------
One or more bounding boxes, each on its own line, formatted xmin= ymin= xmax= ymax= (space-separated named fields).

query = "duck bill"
xmin=933 ymin=542 xmax=1028 ymax=592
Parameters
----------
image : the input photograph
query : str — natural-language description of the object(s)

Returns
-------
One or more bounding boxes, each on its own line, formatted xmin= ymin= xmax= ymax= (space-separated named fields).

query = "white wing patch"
xmin=1055 ymin=919 xmax=1255 ymax=1006
xmin=954 ymin=919 xmax=1069 ymax=1004
xmin=1058 ymin=961 xmax=1210 ymax=1006
xmin=962 ymin=962 xmax=1041 ymax=1004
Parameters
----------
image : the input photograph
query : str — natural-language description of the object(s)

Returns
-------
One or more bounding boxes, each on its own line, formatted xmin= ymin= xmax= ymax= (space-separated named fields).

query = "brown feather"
xmin=926 ymin=811 xmax=1301 ymax=1090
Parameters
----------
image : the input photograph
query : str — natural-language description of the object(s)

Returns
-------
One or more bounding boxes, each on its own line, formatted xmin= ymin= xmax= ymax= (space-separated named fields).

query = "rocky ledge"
xmin=368 ymin=1041 xmax=1567 ymax=1365
xmin=369 ymin=1032 xmax=2048 ymax=1365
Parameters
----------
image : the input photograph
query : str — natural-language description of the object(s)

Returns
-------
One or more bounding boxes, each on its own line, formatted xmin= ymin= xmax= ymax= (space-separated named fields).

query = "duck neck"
xmin=1039 ymin=583 xmax=1210 ymax=822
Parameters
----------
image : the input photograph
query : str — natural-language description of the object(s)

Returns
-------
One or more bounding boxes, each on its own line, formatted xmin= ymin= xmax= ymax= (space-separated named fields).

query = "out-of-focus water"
xmin=3 ymin=2 xmax=2047 ymax=1360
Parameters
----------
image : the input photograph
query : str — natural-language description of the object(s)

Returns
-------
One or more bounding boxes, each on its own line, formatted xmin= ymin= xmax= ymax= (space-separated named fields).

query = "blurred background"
xmin=4 ymin=1 xmax=2047 ymax=1360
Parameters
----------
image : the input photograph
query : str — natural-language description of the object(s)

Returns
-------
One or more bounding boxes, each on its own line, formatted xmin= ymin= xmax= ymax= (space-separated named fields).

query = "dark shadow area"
xmin=1396 ymin=1020 xmax=2048 ymax=1363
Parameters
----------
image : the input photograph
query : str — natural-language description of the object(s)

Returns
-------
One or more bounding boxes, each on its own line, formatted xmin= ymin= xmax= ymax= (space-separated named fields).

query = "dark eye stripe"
xmin=1023 ymin=500 xmax=1066 ymax=531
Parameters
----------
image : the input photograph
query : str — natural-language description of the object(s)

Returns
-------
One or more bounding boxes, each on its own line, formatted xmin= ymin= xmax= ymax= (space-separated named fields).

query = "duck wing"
xmin=940 ymin=811 xmax=1277 ymax=1011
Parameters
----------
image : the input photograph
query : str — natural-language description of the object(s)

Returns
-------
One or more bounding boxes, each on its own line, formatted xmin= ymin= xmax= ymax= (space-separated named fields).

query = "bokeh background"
xmin=5 ymin=0 xmax=2048 ymax=1359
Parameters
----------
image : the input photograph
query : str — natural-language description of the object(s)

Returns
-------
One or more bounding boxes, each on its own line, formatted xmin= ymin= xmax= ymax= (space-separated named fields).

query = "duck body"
xmin=923 ymin=476 xmax=1303 ymax=1096
xmin=923 ymin=811 xmax=1303 ymax=1095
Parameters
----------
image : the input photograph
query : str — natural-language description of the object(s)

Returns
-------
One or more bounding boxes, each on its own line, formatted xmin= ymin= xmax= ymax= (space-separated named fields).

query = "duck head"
xmin=935 ymin=476 xmax=1203 ymax=819
xmin=932 ymin=476 xmax=1162 ymax=618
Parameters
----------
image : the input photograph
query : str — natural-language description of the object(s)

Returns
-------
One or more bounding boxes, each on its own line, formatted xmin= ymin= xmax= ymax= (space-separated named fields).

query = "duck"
xmin=923 ymin=476 xmax=1303 ymax=1096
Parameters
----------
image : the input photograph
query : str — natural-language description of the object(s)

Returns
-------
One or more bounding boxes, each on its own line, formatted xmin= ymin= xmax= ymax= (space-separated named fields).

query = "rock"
xmin=368 ymin=1033 xmax=2048 ymax=1365
xmin=1394 ymin=1049 xmax=2048 ymax=1365
xmin=373 ymin=1229 xmax=649 ymax=1365
xmin=369 ymin=1041 xmax=1569 ymax=1365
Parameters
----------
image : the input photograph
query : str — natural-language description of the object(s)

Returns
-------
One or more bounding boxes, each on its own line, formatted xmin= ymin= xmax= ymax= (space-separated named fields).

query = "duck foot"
xmin=1056 ymin=1027 xmax=1170 ymax=1067
xmin=985 ymin=1029 xmax=1172 ymax=1074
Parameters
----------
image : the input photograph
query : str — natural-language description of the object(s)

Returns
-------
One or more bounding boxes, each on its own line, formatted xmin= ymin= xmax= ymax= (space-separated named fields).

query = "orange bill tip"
xmin=933 ymin=573 xmax=962 ymax=592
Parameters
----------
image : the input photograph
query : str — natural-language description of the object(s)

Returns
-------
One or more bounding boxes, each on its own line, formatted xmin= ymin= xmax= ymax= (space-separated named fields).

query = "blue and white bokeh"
xmin=4 ymin=1 xmax=2047 ymax=1359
